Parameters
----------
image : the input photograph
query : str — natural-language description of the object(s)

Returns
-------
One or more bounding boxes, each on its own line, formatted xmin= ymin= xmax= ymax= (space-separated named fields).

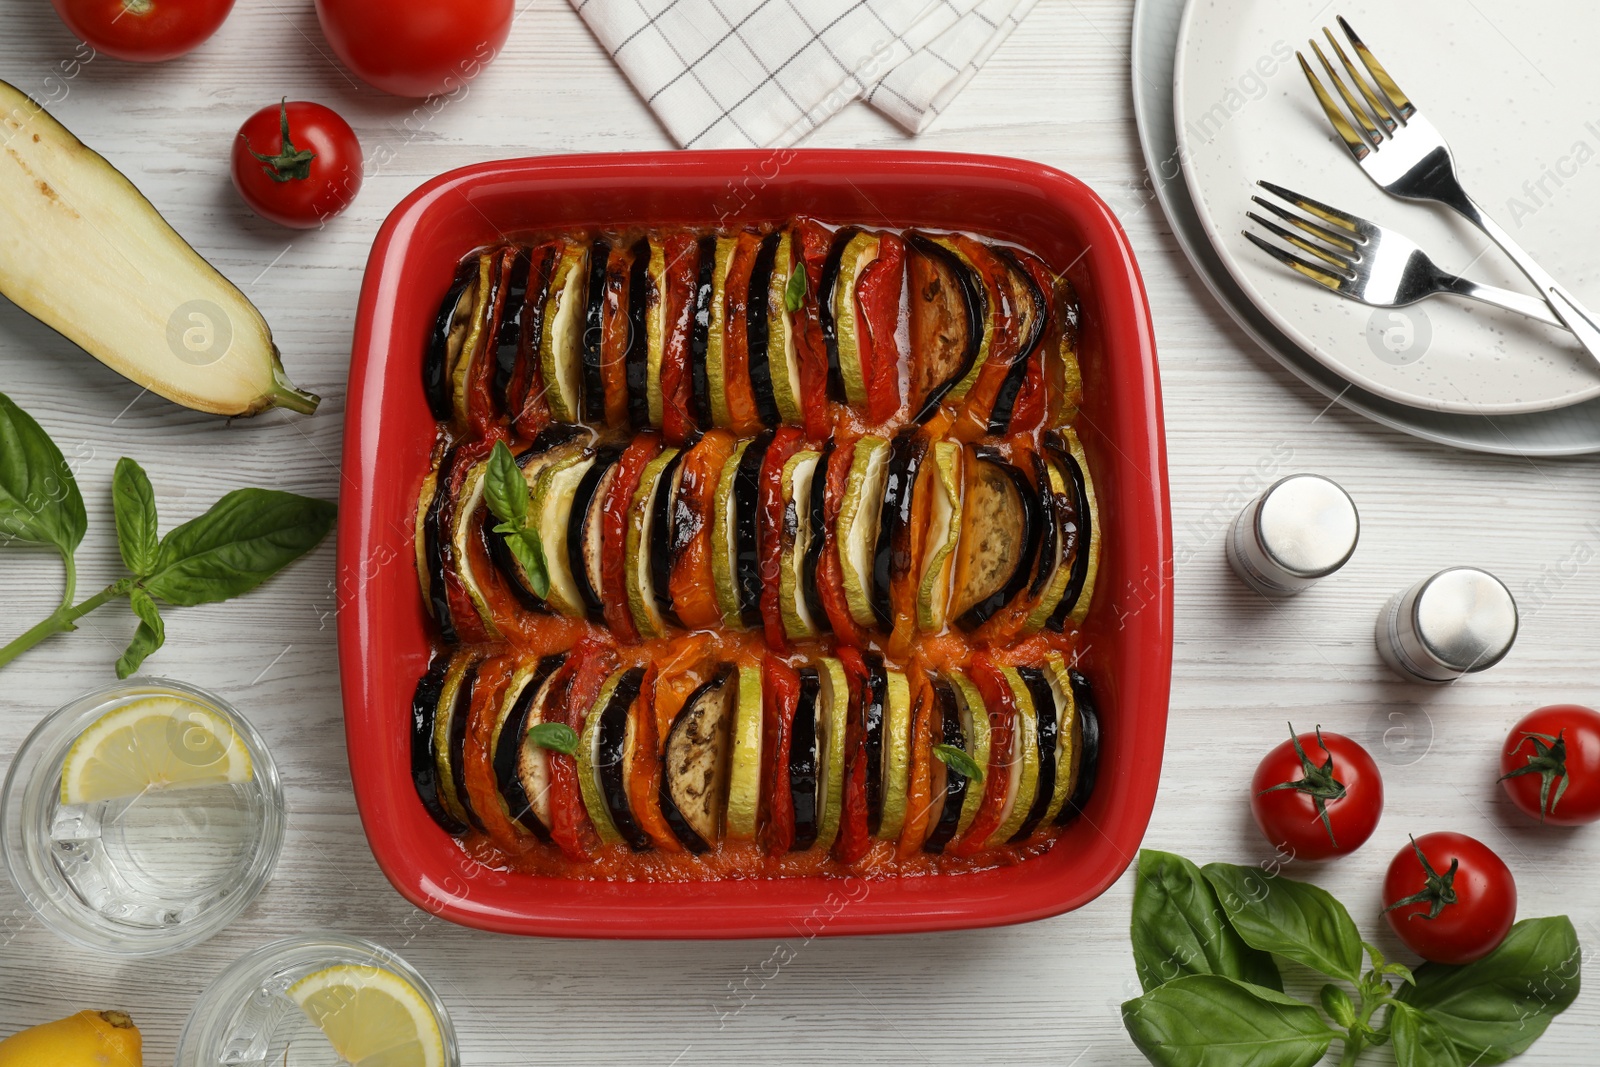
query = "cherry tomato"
xmin=1500 ymin=704 xmax=1600 ymax=825
xmin=1383 ymin=832 xmax=1516 ymax=964
xmin=313 ymin=0 xmax=512 ymax=98
xmin=231 ymin=101 xmax=362 ymax=229
xmin=1249 ymin=725 xmax=1382 ymax=861
xmin=51 ymin=0 xmax=234 ymax=62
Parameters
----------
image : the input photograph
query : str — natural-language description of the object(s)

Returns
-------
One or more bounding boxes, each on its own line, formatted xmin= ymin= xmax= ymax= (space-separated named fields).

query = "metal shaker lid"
xmin=1254 ymin=474 xmax=1360 ymax=579
xmin=1412 ymin=567 xmax=1519 ymax=673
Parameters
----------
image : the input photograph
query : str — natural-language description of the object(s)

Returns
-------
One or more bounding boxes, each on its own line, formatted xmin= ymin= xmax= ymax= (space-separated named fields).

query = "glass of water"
xmin=1 ymin=678 xmax=284 ymax=956
xmin=177 ymin=935 xmax=459 ymax=1067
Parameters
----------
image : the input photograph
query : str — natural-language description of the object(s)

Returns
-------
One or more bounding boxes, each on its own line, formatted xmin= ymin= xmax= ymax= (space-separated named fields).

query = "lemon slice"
xmin=289 ymin=964 xmax=446 ymax=1067
xmin=60 ymin=696 xmax=254 ymax=805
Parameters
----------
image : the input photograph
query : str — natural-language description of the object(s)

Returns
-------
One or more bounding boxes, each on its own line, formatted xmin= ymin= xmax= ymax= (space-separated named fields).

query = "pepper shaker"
xmin=1227 ymin=474 xmax=1360 ymax=596
xmin=1375 ymin=567 xmax=1519 ymax=683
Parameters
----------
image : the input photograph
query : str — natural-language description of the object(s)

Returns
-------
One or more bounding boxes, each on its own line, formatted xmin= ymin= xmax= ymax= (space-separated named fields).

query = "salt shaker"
xmin=1375 ymin=567 xmax=1519 ymax=683
xmin=1227 ymin=474 xmax=1360 ymax=596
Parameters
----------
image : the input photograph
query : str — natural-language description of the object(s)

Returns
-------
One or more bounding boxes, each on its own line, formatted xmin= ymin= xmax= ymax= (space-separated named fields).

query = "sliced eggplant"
xmin=494 ymin=247 xmax=532 ymax=404
xmin=733 ymin=428 xmax=774 ymax=629
xmin=530 ymin=450 xmax=597 ymax=618
xmin=1044 ymin=429 xmax=1101 ymax=631
xmin=813 ymin=656 xmax=850 ymax=853
xmin=877 ymin=667 xmax=912 ymax=841
xmin=871 ymin=428 xmax=928 ymax=631
xmin=1009 ymin=666 xmax=1059 ymax=843
xmin=818 ymin=226 xmax=858 ymax=402
xmin=710 ymin=437 xmax=752 ymax=630
xmin=539 ymin=242 xmax=587 ymax=423
xmin=861 ymin=653 xmax=888 ymax=836
xmin=417 ymin=448 xmax=458 ymax=642
xmin=433 ymin=654 xmax=484 ymax=834
xmin=837 ymin=435 xmax=889 ymax=629
xmin=951 ymin=674 xmax=991 ymax=837
xmin=425 ymin=260 xmax=477 ymax=421
xmin=581 ymin=238 xmax=611 ymax=421
xmin=801 ymin=437 xmax=834 ymax=634
xmin=923 ymin=676 xmax=969 ymax=854
xmin=568 ymin=447 xmax=622 ymax=621
xmin=986 ymin=246 xmax=1049 ymax=433
xmin=1038 ymin=653 xmax=1078 ymax=825
xmin=766 ymin=229 xmax=805 ymax=424
xmin=648 ymin=448 xmax=687 ymax=627
xmin=507 ymin=244 xmax=557 ymax=418
xmin=906 ymin=232 xmax=985 ymax=422
xmin=725 ymin=663 xmax=765 ymax=841
xmin=576 ymin=670 xmax=626 ymax=847
xmin=450 ymin=460 xmax=502 ymax=637
xmin=952 ymin=447 xmax=1040 ymax=630
xmin=746 ymin=231 xmax=783 ymax=427
xmin=788 ymin=667 xmax=822 ymax=851
xmin=1055 ymin=666 xmax=1101 ymax=826
xmin=987 ymin=666 xmax=1039 ymax=847
xmin=777 ymin=449 xmax=823 ymax=641
xmin=831 ymin=230 xmax=882 ymax=407
xmin=596 ymin=667 xmax=652 ymax=851
xmin=491 ymin=654 xmax=567 ymax=840
xmin=625 ymin=448 xmax=682 ymax=639
xmin=411 ymin=654 xmax=465 ymax=834
xmin=1027 ymin=451 xmax=1058 ymax=601
xmin=1023 ymin=453 xmax=1073 ymax=634
xmin=660 ymin=666 xmax=737 ymax=853
xmin=915 ymin=440 xmax=963 ymax=633
xmin=689 ymin=234 xmax=718 ymax=428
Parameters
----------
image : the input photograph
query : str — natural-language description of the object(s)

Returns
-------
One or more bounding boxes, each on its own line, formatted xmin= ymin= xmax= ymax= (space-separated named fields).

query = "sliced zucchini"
xmin=801 ymin=438 xmax=834 ymax=634
xmin=581 ymin=239 xmax=610 ymax=421
xmin=1039 ymin=653 xmax=1078 ymax=825
xmin=642 ymin=236 xmax=668 ymax=427
xmin=766 ymin=230 xmax=805 ymax=424
xmin=450 ymin=460 xmax=502 ymax=637
xmin=871 ymin=428 xmax=928 ymax=631
xmin=818 ymin=226 xmax=858 ymax=401
xmin=1023 ymin=454 xmax=1073 ymax=634
xmin=426 ymin=260 xmax=477 ymax=420
xmin=598 ymin=667 xmax=652 ymax=851
xmin=449 ymin=252 xmax=497 ymax=426
xmin=923 ymin=676 xmax=970 ymax=854
xmin=569 ymin=447 xmax=622 ymax=622
xmin=915 ymin=440 xmax=964 ymax=633
xmin=986 ymin=246 xmax=1049 ymax=433
xmin=530 ymin=451 xmax=595 ymax=618
xmin=733 ymin=429 xmax=774 ymax=629
xmin=491 ymin=654 xmax=567 ymax=840
xmin=711 ymin=438 xmax=752 ymax=630
xmin=777 ymin=449 xmax=823 ymax=641
xmin=539 ymin=241 xmax=587 ymax=423
xmin=689 ymin=234 xmax=718 ymax=428
xmin=877 ymin=667 xmax=912 ymax=841
xmin=576 ymin=669 xmax=626 ymax=847
xmin=1045 ymin=428 xmax=1102 ymax=630
xmin=837 ymin=435 xmax=889 ymax=629
xmin=432 ymin=654 xmax=483 ymax=834
xmin=951 ymin=447 xmax=1038 ymax=629
xmin=832 ymin=230 xmax=882 ymax=406
xmin=660 ymin=666 xmax=737 ymax=853
xmin=746 ymin=231 xmax=783 ymax=427
xmin=906 ymin=232 xmax=986 ymax=422
xmin=706 ymin=235 xmax=737 ymax=427
xmin=988 ymin=667 xmax=1041 ymax=847
xmin=1054 ymin=665 xmax=1102 ymax=826
xmin=624 ymin=448 xmax=681 ymax=639
xmin=411 ymin=654 xmax=465 ymax=834
xmin=1010 ymin=667 xmax=1059 ymax=842
xmin=951 ymin=674 xmax=990 ymax=837
xmin=789 ymin=667 xmax=822 ymax=851
xmin=813 ymin=656 xmax=850 ymax=853
xmin=725 ymin=663 xmax=765 ymax=841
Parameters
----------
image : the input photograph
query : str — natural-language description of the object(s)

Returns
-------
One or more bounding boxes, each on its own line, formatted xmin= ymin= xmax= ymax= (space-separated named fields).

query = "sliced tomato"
xmin=627 ymin=664 xmax=681 ymax=852
xmin=897 ymin=666 xmax=936 ymax=858
xmin=660 ymin=233 xmax=699 ymax=444
xmin=950 ymin=655 xmax=1016 ymax=858
xmin=762 ymin=655 xmax=800 ymax=856
xmin=669 ymin=430 xmax=738 ymax=631
xmin=601 ymin=241 xmax=632 ymax=430
xmin=757 ymin=426 xmax=807 ymax=651
xmin=463 ymin=654 xmax=520 ymax=851
xmin=722 ymin=231 xmax=764 ymax=435
xmin=509 ymin=242 xmax=559 ymax=438
xmin=856 ymin=233 xmax=905 ymax=425
xmin=602 ymin=434 xmax=662 ymax=644
xmin=794 ymin=218 xmax=836 ymax=439
xmin=1008 ymin=252 xmax=1057 ymax=434
xmin=950 ymin=238 xmax=1020 ymax=441
xmin=464 ymin=247 xmax=513 ymax=439
xmin=833 ymin=647 xmax=873 ymax=865
xmin=549 ymin=636 xmax=617 ymax=860
xmin=817 ymin=434 xmax=870 ymax=649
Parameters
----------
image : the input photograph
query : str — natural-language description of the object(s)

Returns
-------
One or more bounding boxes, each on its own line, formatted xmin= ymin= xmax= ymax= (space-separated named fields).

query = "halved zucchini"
xmin=915 ymin=440 xmax=964 ymax=633
xmin=581 ymin=239 xmax=611 ymax=420
xmin=777 ymin=449 xmax=823 ymax=641
xmin=538 ymin=242 xmax=587 ymax=423
xmin=660 ymin=666 xmax=737 ymax=853
xmin=529 ymin=450 xmax=595 ymax=618
xmin=987 ymin=666 xmax=1039 ymax=847
xmin=1045 ymin=428 xmax=1102 ymax=630
xmin=746 ymin=231 xmax=783 ymax=427
xmin=877 ymin=666 xmax=912 ymax=841
xmin=923 ymin=676 xmax=970 ymax=854
xmin=569 ymin=447 xmax=622 ymax=621
xmin=490 ymin=654 xmax=568 ymax=840
xmin=789 ymin=667 xmax=822 ymax=851
xmin=813 ymin=656 xmax=850 ymax=853
xmin=725 ymin=663 xmax=765 ymax=841
xmin=432 ymin=653 xmax=483 ymax=834
xmin=706 ymin=235 xmax=737 ymax=427
xmin=711 ymin=438 xmax=752 ymax=630
xmin=624 ymin=448 xmax=681 ymax=639
xmin=871 ymin=428 xmax=928 ymax=631
xmin=951 ymin=447 xmax=1039 ymax=630
xmin=411 ymin=654 xmax=464 ymax=834
xmin=425 ymin=260 xmax=477 ymax=420
xmin=450 ymin=460 xmax=502 ymax=637
xmin=906 ymin=232 xmax=986 ymax=421
xmin=836 ymin=435 xmax=889 ymax=629
xmin=832 ymin=230 xmax=882 ymax=407
xmin=1009 ymin=666 xmax=1059 ymax=842
xmin=951 ymin=674 xmax=990 ymax=836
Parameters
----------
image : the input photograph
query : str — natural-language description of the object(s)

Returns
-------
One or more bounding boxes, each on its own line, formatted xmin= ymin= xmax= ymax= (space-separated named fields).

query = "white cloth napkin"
xmin=569 ymin=0 xmax=1039 ymax=149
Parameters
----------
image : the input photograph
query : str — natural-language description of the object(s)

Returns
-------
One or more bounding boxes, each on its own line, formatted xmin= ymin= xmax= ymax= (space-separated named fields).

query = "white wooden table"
xmin=3 ymin=2 xmax=1597 ymax=1062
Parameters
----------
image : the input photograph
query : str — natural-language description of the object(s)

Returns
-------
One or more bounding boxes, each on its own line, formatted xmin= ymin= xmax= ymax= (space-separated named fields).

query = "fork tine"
xmin=1249 ymin=196 xmax=1359 ymax=254
xmin=1323 ymin=28 xmax=1396 ymax=136
xmin=1246 ymin=211 xmax=1353 ymax=271
xmin=1255 ymin=180 xmax=1365 ymax=237
xmin=1297 ymin=51 xmax=1373 ymax=162
xmin=1310 ymin=39 xmax=1383 ymax=149
xmin=1339 ymin=16 xmax=1416 ymax=122
xmin=1243 ymin=230 xmax=1349 ymax=291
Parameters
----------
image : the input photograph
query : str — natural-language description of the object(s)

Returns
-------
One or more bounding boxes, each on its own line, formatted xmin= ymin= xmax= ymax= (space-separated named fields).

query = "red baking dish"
xmin=338 ymin=150 xmax=1171 ymax=939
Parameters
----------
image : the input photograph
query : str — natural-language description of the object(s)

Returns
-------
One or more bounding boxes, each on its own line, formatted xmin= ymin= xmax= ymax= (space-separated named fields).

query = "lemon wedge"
xmin=288 ymin=964 xmax=446 ymax=1067
xmin=59 ymin=696 xmax=253 ymax=806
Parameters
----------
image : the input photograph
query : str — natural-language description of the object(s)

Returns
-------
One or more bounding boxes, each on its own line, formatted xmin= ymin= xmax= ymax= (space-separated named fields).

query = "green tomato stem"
xmin=0 ymin=578 xmax=134 ymax=670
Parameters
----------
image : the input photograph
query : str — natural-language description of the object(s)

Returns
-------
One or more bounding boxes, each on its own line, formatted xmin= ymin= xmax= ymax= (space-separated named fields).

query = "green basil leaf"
xmin=115 ymin=588 xmax=165 ymax=679
xmin=784 ymin=267 xmax=807 ymax=313
xmin=507 ymin=529 xmax=550 ymax=600
xmin=0 ymin=390 xmax=86 ymax=556
xmin=1396 ymin=916 xmax=1581 ymax=1064
xmin=1201 ymin=862 xmax=1363 ymax=983
xmin=1121 ymin=974 xmax=1336 ymax=1067
xmin=143 ymin=489 xmax=336 ymax=606
xmin=1387 ymin=1003 xmax=1463 ymax=1067
xmin=932 ymin=743 xmax=984 ymax=784
xmin=483 ymin=440 xmax=528 ymax=528
xmin=1131 ymin=850 xmax=1281 ymax=994
xmin=112 ymin=457 xmax=159 ymax=576
xmin=528 ymin=722 xmax=579 ymax=755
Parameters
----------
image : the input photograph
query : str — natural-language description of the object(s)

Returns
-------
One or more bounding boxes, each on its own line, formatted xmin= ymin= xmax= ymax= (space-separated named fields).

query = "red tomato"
xmin=1383 ymin=832 xmax=1516 ymax=964
xmin=1249 ymin=725 xmax=1382 ymax=860
xmin=1500 ymin=704 xmax=1600 ymax=825
xmin=51 ymin=0 xmax=234 ymax=62
xmin=231 ymin=101 xmax=362 ymax=230
xmin=314 ymin=0 xmax=512 ymax=98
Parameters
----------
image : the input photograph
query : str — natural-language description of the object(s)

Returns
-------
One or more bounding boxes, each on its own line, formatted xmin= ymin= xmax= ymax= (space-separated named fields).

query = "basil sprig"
xmin=483 ymin=440 xmax=549 ymax=599
xmin=1122 ymin=850 xmax=1580 ymax=1067
xmin=0 ymin=392 xmax=336 ymax=678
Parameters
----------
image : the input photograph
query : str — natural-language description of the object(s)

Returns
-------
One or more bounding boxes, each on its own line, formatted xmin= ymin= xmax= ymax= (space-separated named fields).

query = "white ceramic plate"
xmin=1132 ymin=0 xmax=1600 ymax=454
xmin=1174 ymin=0 xmax=1600 ymax=415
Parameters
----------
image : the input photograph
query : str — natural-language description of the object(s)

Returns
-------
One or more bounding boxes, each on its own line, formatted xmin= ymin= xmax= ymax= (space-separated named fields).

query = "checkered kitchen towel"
xmin=570 ymin=0 xmax=1040 ymax=149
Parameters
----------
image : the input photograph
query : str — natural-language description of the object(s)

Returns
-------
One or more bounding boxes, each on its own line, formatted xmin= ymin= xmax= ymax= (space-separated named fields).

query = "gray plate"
xmin=1131 ymin=0 xmax=1600 ymax=455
